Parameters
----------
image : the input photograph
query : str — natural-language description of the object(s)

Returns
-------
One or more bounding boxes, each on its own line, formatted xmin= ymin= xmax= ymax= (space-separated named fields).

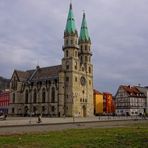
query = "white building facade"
xmin=115 ymin=85 xmax=146 ymax=116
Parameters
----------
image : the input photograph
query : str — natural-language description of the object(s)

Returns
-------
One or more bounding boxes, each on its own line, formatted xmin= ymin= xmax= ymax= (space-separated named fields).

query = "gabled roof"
xmin=120 ymin=85 xmax=146 ymax=98
xmin=13 ymin=65 xmax=62 ymax=82
xmin=30 ymin=65 xmax=62 ymax=81
xmin=15 ymin=70 xmax=34 ymax=82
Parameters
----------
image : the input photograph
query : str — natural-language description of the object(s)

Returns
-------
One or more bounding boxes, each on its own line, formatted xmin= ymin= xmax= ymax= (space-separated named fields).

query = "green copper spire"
xmin=79 ymin=12 xmax=90 ymax=42
xmin=65 ymin=3 xmax=77 ymax=35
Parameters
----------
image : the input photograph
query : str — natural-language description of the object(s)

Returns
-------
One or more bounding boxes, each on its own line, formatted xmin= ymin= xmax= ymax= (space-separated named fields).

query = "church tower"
xmin=78 ymin=12 xmax=94 ymax=117
xmin=61 ymin=3 xmax=94 ymax=117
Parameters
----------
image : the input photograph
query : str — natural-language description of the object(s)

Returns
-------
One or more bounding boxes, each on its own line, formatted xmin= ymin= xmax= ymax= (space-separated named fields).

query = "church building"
xmin=9 ymin=3 xmax=94 ymax=117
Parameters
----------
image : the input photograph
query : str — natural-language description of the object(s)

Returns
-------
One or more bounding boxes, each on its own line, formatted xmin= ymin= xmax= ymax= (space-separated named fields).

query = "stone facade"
xmin=9 ymin=3 xmax=94 ymax=117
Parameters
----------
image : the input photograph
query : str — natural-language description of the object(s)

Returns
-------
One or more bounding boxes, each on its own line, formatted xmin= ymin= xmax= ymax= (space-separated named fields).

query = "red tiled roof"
xmin=121 ymin=85 xmax=145 ymax=97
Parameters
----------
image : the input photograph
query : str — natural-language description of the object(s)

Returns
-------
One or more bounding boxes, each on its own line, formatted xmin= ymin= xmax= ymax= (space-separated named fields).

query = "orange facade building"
xmin=103 ymin=92 xmax=115 ymax=114
xmin=93 ymin=90 xmax=103 ymax=115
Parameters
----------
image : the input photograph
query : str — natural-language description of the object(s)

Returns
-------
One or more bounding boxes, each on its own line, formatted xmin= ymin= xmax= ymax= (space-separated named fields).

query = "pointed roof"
xmin=79 ymin=12 xmax=90 ymax=42
xmin=65 ymin=3 xmax=77 ymax=35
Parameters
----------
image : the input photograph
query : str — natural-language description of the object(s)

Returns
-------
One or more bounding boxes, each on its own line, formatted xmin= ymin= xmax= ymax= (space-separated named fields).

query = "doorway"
xmin=82 ymin=105 xmax=87 ymax=117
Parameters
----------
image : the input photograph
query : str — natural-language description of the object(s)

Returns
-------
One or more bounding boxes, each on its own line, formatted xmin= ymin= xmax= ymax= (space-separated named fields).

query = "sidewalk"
xmin=0 ymin=116 xmax=147 ymax=128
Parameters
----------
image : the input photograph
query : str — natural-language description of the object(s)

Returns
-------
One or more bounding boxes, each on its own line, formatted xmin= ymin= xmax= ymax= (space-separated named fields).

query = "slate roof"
xmin=15 ymin=65 xmax=62 ymax=82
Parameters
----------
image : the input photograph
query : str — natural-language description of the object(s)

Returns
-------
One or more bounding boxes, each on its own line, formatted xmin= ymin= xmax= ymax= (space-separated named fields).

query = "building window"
xmin=81 ymin=45 xmax=83 ymax=50
xmin=25 ymin=90 xmax=29 ymax=104
xmin=66 ymin=77 xmax=69 ymax=82
xmin=85 ymin=56 xmax=88 ymax=62
xmin=66 ymin=65 xmax=69 ymax=69
xmin=66 ymin=50 xmax=68 ymax=57
xmin=89 ymin=67 xmax=91 ymax=73
xmin=33 ymin=89 xmax=37 ymax=103
xmin=42 ymin=88 xmax=46 ymax=103
xmin=85 ymin=45 xmax=87 ymax=50
xmin=75 ymin=77 xmax=77 ymax=82
xmin=75 ymin=62 xmax=77 ymax=70
xmin=51 ymin=106 xmax=55 ymax=112
xmin=42 ymin=106 xmax=45 ymax=112
xmin=33 ymin=106 xmax=37 ymax=114
xmin=12 ymin=108 xmax=15 ymax=113
xmin=51 ymin=87 xmax=55 ymax=103
xmin=12 ymin=93 xmax=15 ymax=103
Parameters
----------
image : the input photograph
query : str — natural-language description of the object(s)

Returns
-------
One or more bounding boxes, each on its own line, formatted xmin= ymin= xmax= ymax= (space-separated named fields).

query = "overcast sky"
xmin=0 ymin=0 xmax=148 ymax=94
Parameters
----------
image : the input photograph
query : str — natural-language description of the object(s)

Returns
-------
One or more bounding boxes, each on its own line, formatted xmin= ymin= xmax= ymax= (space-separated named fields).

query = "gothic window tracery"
xmin=25 ymin=90 xmax=29 ymax=104
xmin=33 ymin=89 xmax=37 ymax=103
xmin=51 ymin=87 xmax=55 ymax=103
xmin=42 ymin=88 xmax=46 ymax=103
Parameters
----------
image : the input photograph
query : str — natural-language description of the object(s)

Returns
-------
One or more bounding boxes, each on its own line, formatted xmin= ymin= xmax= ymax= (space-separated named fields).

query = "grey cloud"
xmin=0 ymin=0 xmax=148 ymax=94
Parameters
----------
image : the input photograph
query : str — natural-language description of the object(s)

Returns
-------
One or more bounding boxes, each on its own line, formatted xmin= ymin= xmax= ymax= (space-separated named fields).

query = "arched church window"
xmin=66 ymin=50 xmax=68 ymax=57
xmin=33 ymin=89 xmax=37 ymax=103
xmin=42 ymin=88 xmax=46 ymax=103
xmin=75 ymin=61 xmax=77 ymax=70
xmin=89 ymin=67 xmax=91 ymax=73
xmin=25 ymin=90 xmax=29 ymax=104
xmin=66 ymin=61 xmax=69 ymax=70
xmin=85 ymin=45 xmax=87 ymax=50
xmin=80 ymin=56 xmax=83 ymax=63
xmin=81 ymin=45 xmax=83 ymax=50
xmin=51 ymin=87 xmax=55 ymax=103
xmin=13 ymin=93 xmax=15 ymax=103
xmin=85 ymin=56 xmax=88 ymax=62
